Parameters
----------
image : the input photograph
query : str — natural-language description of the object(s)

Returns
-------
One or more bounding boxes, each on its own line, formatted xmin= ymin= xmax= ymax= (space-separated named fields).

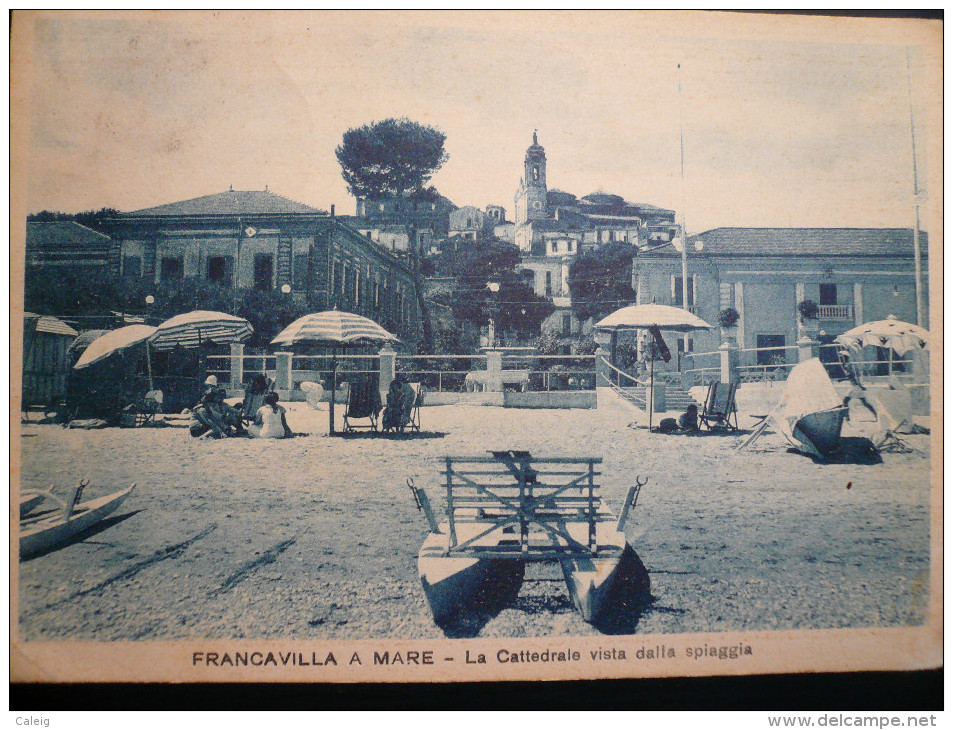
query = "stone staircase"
xmin=617 ymin=383 xmax=701 ymax=412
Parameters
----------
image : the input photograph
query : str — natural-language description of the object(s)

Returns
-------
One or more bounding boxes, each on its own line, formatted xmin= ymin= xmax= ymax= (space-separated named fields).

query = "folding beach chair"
xmin=342 ymin=379 xmax=382 ymax=433
xmin=404 ymin=383 xmax=425 ymax=433
xmin=699 ymin=382 xmax=739 ymax=431
xmin=121 ymin=389 xmax=164 ymax=427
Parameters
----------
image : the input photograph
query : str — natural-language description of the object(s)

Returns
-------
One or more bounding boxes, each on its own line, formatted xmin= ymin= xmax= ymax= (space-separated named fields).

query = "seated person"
xmin=190 ymin=392 xmax=230 ymax=438
xmin=248 ymin=391 xmax=293 ymax=439
xmin=212 ymin=388 xmax=245 ymax=435
xmin=243 ymin=374 xmax=271 ymax=422
xmin=382 ymin=377 xmax=408 ymax=433
xmin=678 ymin=404 xmax=699 ymax=432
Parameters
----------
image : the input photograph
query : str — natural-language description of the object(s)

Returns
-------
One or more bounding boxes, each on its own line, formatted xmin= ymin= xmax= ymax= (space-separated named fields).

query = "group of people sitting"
xmin=189 ymin=375 xmax=292 ymax=440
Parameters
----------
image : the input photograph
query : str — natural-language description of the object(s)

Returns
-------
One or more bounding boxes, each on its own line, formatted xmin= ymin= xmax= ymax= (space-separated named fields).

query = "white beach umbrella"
xmin=149 ymin=310 xmax=253 ymax=351
xmin=271 ymin=311 xmax=399 ymax=435
xmin=835 ymin=315 xmax=929 ymax=356
xmin=73 ymin=324 xmax=157 ymax=369
xmin=594 ymin=303 xmax=713 ymax=333
xmin=595 ymin=304 xmax=713 ymax=430
xmin=271 ymin=310 xmax=399 ymax=348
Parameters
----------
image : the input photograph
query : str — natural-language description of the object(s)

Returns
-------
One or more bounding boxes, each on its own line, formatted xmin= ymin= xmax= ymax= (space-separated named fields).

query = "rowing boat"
xmin=20 ymin=483 xmax=135 ymax=559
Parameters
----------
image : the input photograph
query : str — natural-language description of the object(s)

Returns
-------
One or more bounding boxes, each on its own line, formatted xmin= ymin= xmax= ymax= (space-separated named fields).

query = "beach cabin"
xmin=22 ymin=313 xmax=78 ymax=407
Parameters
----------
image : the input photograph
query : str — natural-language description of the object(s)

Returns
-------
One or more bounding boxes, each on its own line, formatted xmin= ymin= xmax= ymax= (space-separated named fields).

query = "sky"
xmin=13 ymin=10 xmax=942 ymax=234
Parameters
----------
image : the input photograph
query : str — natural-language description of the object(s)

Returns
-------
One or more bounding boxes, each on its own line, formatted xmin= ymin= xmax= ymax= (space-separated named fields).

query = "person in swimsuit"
xmin=248 ymin=391 xmax=293 ymax=439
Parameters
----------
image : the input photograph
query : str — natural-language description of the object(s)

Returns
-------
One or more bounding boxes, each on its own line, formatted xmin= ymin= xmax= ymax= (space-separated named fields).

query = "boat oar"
xmin=407 ymin=478 xmax=439 ymax=533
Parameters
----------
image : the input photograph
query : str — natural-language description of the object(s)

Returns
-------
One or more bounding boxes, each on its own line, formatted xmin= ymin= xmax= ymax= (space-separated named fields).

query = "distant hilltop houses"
xmin=24 ymin=130 xmax=928 ymax=357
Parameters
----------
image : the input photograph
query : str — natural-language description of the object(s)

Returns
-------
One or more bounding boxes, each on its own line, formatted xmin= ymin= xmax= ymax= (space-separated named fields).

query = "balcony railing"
xmin=817 ymin=304 xmax=854 ymax=319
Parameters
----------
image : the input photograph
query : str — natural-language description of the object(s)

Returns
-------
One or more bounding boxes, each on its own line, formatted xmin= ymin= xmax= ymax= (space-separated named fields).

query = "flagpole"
xmin=678 ymin=63 xmax=690 ymax=352
xmin=906 ymin=48 xmax=924 ymax=328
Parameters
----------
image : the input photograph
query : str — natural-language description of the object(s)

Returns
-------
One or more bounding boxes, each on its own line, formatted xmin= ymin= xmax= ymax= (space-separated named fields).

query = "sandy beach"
xmin=16 ymin=394 xmax=932 ymax=640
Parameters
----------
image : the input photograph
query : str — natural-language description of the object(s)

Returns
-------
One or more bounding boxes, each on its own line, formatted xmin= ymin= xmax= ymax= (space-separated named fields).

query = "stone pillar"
xmin=648 ymin=381 xmax=666 ymax=413
xmin=379 ymin=346 xmax=396 ymax=396
xmin=719 ymin=341 xmax=739 ymax=384
xmin=797 ymin=336 xmax=819 ymax=363
xmin=485 ymin=349 xmax=503 ymax=391
xmin=275 ymin=351 xmax=294 ymax=390
xmin=734 ymin=282 xmax=745 ymax=349
xmin=595 ymin=347 xmax=612 ymax=387
xmin=853 ymin=283 xmax=864 ymax=326
xmin=230 ymin=342 xmax=245 ymax=390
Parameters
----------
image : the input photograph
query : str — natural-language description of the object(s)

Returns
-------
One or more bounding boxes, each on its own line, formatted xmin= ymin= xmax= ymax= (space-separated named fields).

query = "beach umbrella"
xmin=73 ymin=325 xmax=157 ymax=369
xmin=595 ymin=304 xmax=713 ymax=429
xmin=835 ymin=315 xmax=929 ymax=356
xmin=149 ymin=310 xmax=253 ymax=351
xmin=271 ymin=310 xmax=400 ymax=435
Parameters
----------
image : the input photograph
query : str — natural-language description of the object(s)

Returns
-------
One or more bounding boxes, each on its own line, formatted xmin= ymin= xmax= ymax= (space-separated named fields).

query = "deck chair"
xmin=699 ymin=382 xmax=738 ymax=430
xmin=342 ymin=379 xmax=382 ymax=433
xmin=121 ymin=390 xmax=164 ymax=427
xmin=404 ymin=383 xmax=425 ymax=433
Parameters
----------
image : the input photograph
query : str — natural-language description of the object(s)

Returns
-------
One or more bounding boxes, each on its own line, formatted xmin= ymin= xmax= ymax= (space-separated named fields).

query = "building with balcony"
xmin=634 ymin=227 xmax=929 ymax=367
xmin=104 ymin=188 xmax=421 ymax=339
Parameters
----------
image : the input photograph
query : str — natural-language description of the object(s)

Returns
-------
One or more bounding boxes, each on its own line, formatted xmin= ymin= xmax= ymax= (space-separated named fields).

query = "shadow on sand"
xmin=329 ymin=431 xmax=448 ymax=440
xmin=793 ymin=437 xmax=883 ymax=466
xmin=436 ymin=562 xmax=526 ymax=638
xmin=20 ymin=509 xmax=143 ymax=561
xmin=589 ymin=544 xmax=653 ymax=635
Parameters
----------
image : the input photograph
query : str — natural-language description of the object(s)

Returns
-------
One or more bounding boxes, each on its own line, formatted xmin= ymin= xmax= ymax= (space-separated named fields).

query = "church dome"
xmin=547 ymin=190 xmax=577 ymax=206
xmin=581 ymin=191 xmax=624 ymax=206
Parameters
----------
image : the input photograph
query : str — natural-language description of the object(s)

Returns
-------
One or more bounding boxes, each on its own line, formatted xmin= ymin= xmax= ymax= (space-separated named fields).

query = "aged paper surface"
xmin=10 ymin=10 xmax=942 ymax=684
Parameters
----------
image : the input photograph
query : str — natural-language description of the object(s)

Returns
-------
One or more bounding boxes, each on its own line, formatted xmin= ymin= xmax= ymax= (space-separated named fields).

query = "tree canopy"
xmin=335 ymin=117 xmax=449 ymax=200
xmin=566 ymin=241 xmax=637 ymax=323
xmin=427 ymin=239 xmax=553 ymax=339
xmin=27 ymin=207 xmax=121 ymax=234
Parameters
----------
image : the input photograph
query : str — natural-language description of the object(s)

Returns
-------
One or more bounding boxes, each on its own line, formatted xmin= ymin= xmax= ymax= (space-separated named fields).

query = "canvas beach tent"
xmin=738 ymin=358 xmax=847 ymax=458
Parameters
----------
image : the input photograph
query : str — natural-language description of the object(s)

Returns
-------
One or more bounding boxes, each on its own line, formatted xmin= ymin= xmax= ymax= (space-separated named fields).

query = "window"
xmin=122 ymin=255 xmax=142 ymax=279
xmin=533 ymin=164 xmax=540 ymax=181
xmin=551 ymin=241 xmax=557 ymax=253
xmin=719 ymin=282 xmax=733 ymax=309
xmin=673 ymin=276 xmax=695 ymax=306
xmin=466 ymin=217 xmax=473 ymax=228
xmin=160 ymin=256 xmax=183 ymax=281
xmin=293 ymin=254 xmax=309 ymax=290
xmin=676 ymin=338 xmax=694 ymax=354
xmin=253 ymin=253 xmax=273 ymax=291
xmin=756 ymin=335 xmax=786 ymax=366
xmin=545 ymin=271 xmax=552 ymax=296
xmin=568 ymin=241 xmax=574 ymax=253
xmin=562 ymin=313 xmax=572 ymax=336
xmin=819 ymin=283 xmax=837 ymax=306
xmin=207 ymin=256 xmax=234 ymax=286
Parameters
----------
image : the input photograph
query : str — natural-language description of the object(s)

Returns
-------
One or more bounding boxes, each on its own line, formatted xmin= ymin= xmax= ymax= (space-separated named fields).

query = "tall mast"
xmin=678 ymin=63 xmax=690 ymax=348
xmin=906 ymin=48 xmax=924 ymax=327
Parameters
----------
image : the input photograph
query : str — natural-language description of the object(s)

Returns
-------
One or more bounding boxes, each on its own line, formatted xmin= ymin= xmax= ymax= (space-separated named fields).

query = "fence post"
xmin=797 ymin=335 xmax=819 ymax=363
xmin=719 ymin=341 xmax=739 ymax=384
xmin=230 ymin=342 xmax=245 ymax=390
xmin=379 ymin=345 xmax=396 ymax=396
xmin=275 ymin=351 xmax=293 ymax=391
xmin=485 ymin=349 xmax=503 ymax=391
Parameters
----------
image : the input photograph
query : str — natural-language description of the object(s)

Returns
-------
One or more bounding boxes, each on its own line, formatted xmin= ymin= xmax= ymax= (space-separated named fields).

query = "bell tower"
xmin=515 ymin=131 xmax=548 ymax=228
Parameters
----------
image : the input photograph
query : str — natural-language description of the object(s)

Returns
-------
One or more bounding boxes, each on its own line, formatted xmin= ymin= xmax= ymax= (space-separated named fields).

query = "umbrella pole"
xmin=146 ymin=340 xmax=154 ymax=391
xmin=649 ymin=354 xmax=655 ymax=430
xmin=329 ymin=348 xmax=337 ymax=436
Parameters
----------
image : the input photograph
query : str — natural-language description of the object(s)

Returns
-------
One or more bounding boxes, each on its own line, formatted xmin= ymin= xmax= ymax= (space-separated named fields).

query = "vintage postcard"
xmin=10 ymin=10 xmax=941 ymax=686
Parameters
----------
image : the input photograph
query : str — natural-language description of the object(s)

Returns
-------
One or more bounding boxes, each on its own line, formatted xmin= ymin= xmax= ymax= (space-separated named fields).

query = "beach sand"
xmin=16 ymin=394 xmax=932 ymax=640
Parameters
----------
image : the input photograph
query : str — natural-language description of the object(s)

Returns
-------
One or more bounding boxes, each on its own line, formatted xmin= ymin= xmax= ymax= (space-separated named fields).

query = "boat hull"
xmin=20 ymin=485 xmax=135 ymax=559
xmin=418 ymin=530 xmax=525 ymax=624
xmin=559 ymin=528 xmax=628 ymax=623
xmin=794 ymin=407 xmax=848 ymax=455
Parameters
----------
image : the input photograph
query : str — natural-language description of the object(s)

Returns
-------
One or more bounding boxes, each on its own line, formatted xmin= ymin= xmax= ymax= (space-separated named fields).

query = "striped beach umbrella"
xmin=271 ymin=311 xmax=398 ymax=435
xmin=835 ymin=315 xmax=929 ymax=356
xmin=73 ymin=325 xmax=157 ymax=369
xmin=149 ymin=310 xmax=253 ymax=352
xmin=271 ymin=311 xmax=399 ymax=348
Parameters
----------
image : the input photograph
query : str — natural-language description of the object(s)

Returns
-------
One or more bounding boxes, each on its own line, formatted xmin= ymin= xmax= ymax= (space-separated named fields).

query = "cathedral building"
xmin=513 ymin=132 xmax=679 ymax=255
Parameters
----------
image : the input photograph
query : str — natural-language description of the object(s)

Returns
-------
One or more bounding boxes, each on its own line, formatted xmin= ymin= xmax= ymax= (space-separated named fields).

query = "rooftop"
xmin=641 ymin=228 xmax=929 ymax=258
xmin=26 ymin=221 xmax=112 ymax=248
xmin=125 ymin=189 xmax=324 ymax=217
